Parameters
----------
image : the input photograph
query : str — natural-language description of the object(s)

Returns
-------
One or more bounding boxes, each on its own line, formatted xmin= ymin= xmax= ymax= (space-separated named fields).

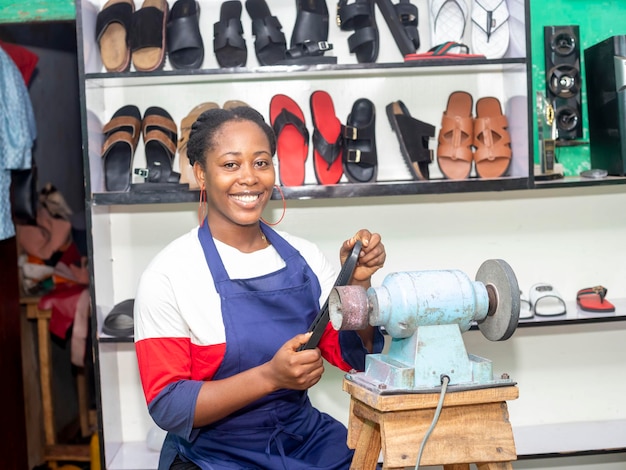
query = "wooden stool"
xmin=20 ymin=296 xmax=92 ymax=467
xmin=343 ymin=378 xmax=518 ymax=470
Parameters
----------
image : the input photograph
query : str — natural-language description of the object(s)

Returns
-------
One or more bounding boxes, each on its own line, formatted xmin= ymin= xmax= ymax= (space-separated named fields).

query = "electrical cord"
xmin=414 ymin=375 xmax=450 ymax=470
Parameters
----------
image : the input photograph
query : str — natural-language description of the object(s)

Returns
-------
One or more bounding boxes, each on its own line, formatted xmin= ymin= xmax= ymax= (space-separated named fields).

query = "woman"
xmin=134 ymin=106 xmax=386 ymax=469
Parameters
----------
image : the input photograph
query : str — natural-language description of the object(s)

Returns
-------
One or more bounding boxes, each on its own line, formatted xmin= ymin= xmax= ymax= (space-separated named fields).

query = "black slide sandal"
xmin=299 ymin=241 xmax=362 ymax=351
xmin=279 ymin=0 xmax=337 ymax=65
xmin=386 ymin=100 xmax=435 ymax=180
xmin=343 ymin=98 xmax=378 ymax=183
xmin=336 ymin=0 xmax=379 ymax=63
xmin=245 ymin=0 xmax=287 ymax=65
xmin=375 ymin=0 xmax=420 ymax=55
xmin=137 ymin=106 xmax=180 ymax=185
xmin=102 ymin=105 xmax=141 ymax=192
xmin=213 ymin=0 xmax=247 ymax=68
xmin=166 ymin=0 xmax=204 ymax=69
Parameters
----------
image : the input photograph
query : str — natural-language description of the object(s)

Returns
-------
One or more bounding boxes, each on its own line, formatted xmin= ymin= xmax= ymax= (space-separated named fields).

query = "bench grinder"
xmin=329 ymin=259 xmax=520 ymax=392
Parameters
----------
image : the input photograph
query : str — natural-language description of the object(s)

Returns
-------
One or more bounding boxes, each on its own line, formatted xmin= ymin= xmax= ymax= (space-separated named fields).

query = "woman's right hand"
xmin=265 ymin=333 xmax=324 ymax=391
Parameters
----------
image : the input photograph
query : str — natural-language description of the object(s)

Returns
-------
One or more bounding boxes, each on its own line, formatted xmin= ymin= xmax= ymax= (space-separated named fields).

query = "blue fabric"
xmin=0 ymin=46 xmax=36 ymax=240
xmin=159 ymin=221 xmax=353 ymax=470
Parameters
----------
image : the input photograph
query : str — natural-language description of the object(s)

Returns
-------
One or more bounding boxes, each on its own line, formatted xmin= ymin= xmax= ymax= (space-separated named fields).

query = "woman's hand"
xmin=340 ymin=229 xmax=386 ymax=286
xmin=264 ymin=333 xmax=324 ymax=391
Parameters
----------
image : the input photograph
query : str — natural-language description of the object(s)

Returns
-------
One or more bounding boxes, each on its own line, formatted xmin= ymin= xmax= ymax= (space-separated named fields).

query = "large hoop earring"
xmin=261 ymin=185 xmax=286 ymax=226
xmin=198 ymin=185 xmax=207 ymax=226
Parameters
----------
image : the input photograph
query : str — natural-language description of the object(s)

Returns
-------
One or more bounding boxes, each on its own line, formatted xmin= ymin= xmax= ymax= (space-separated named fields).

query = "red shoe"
xmin=310 ymin=90 xmax=343 ymax=185
xmin=269 ymin=94 xmax=309 ymax=186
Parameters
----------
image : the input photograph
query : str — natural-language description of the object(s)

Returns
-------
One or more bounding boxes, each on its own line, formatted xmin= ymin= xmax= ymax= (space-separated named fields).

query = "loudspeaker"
xmin=544 ymin=25 xmax=583 ymax=140
xmin=584 ymin=35 xmax=626 ymax=175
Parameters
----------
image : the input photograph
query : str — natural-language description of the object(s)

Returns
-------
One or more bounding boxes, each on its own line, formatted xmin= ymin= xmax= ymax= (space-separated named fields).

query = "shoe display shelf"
xmin=76 ymin=1 xmax=626 ymax=469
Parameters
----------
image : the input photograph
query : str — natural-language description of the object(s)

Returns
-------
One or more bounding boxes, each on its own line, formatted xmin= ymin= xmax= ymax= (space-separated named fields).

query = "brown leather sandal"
xmin=177 ymin=102 xmax=219 ymax=188
xmin=473 ymin=96 xmax=512 ymax=178
xmin=437 ymin=91 xmax=473 ymax=180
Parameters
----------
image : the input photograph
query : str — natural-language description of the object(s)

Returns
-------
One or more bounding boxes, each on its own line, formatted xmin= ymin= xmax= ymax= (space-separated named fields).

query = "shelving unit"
xmin=74 ymin=0 xmax=626 ymax=469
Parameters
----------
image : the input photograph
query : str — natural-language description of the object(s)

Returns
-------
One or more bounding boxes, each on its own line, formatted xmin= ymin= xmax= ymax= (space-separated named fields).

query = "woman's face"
xmin=196 ymin=119 xmax=275 ymax=229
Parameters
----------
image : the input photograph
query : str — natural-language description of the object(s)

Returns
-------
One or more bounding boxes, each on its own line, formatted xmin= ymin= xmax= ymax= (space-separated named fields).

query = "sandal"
xmin=213 ymin=0 xmax=247 ymax=68
xmin=137 ymin=106 xmax=180 ymax=184
xmin=375 ymin=0 xmax=420 ymax=56
xmin=336 ymin=0 xmax=379 ymax=63
xmin=343 ymin=98 xmax=377 ymax=183
xmin=178 ymin=102 xmax=220 ymax=189
xmin=166 ymin=0 xmax=204 ymax=69
xmin=102 ymin=299 xmax=134 ymax=337
xmin=529 ymin=283 xmax=566 ymax=317
xmin=269 ymin=94 xmax=309 ymax=186
xmin=386 ymin=100 xmax=435 ymax=180
xmin=95 ymin=0 xmax=134 ymax=72
xmin=405 ymin=41 xmax=485 ymax=61
xmin=281 ymin=0 xmax=337 ymax=65
xmin=101 ymin=105 xmax=142 ymax=192
xmin=310 ymin=90 xmax=344 ymax=185
xmin=576 ymin=286 xmax=615 ymax=313
xmin=471 ymin=0 xmax=510 ymax=59
xmin=429 ymin=0 xmax=468 ymax=46
xmin=437 ymin=90 xmax=473 ymax=180
xmin=131 ymin=0 xmax=169 ymax=72
xmin=245 ymin=0 xmax=287 ymax=66
xmin=473 ymin=96 xmax=512 ymax=178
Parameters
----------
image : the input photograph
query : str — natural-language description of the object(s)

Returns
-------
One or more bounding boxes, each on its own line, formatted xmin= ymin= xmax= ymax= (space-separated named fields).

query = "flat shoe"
xmin=576 ymin=286 xmax=615 ymax=313
xmin=310 ymin=90 xmax=344 ymax=185
xmin=529 ymin=283 xmax=566 ymax=317
xmin=131 ymin=0 xmax=168 ymax=72
xmin=343 ymin=98 xmax=377 ymax=183
xmin=474 ymin=96 xmax=512 ymax=178
xmin=437 ymin=90 xmax=473 ymax=180
xmin=213 ymin=0 xmax=247 ymax=68
xmin=101 ymin=104 xmax=141 ymax=192
xmin=96 ymin=0 xmax=134 ymax=72
xmin=139 ymin=106 xmax=180 ymax=184
xmin=167 ymin=0 xmax=204 ymax=69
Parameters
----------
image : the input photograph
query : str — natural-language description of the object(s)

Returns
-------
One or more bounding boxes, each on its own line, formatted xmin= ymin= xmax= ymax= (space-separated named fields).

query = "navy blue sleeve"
xmin=148 ymin=379 xmax=203 ymax=441
xmin=338 ymin=327 xmax=385 ymax=371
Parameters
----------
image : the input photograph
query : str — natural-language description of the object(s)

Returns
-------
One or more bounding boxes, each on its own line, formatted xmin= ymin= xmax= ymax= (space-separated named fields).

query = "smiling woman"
xmin=133 ymin=105 xmax=387 ymax=470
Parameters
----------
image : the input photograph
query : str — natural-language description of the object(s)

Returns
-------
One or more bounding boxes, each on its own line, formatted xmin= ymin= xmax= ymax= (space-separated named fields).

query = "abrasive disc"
xmin=475 ymin=259 xmax=520 ymax=341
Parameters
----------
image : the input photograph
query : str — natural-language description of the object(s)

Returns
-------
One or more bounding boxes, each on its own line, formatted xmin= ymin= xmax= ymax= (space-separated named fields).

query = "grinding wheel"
xmin=475 ymin=259 xmax=520 ymax=341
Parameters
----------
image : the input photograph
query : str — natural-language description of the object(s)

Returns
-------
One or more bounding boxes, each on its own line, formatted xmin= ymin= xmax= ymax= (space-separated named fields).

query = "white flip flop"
xmin=471 ymin=0 xmax=510 ymax=59
xmin=519 ymin=290 xmax=533 ymax=319
xmin=529 ymin=283 xmax=567 ymax=317
xmin=430 ymin=0 xmax=469 ymax=46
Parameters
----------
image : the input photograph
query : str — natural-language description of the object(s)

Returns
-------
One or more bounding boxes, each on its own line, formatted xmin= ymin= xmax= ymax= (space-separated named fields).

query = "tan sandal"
xmin=177 ymin=102 xmax=220 ymax=188
xmin=437 ymin=91 xmax=474 ymax=180
xmin=473 ymin=96 xmax=512 ymax=178
xmin=96 ymin=0 xmax=135 ymax=72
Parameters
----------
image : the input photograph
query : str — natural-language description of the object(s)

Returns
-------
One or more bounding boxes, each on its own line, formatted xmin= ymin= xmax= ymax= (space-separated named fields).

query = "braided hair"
xmin=186 ymin=106 xmax=276 ymax=170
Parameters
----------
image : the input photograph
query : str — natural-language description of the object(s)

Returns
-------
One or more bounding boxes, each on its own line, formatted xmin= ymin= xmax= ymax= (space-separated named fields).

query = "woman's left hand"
xmin=340 ymin=229 xmax=386 ymax=286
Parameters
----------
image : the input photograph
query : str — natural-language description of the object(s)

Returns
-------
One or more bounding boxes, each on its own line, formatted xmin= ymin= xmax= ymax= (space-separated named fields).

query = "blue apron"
xmin=176 ymin=221 xmax=353 ymax=470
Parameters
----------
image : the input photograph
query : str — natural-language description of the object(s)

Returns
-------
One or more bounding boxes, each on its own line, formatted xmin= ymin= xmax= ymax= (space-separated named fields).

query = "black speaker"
xmin=544 ymin=25 xmax=583 ymax=140
xmin=584 ymin=35 xmax=626 ymax=175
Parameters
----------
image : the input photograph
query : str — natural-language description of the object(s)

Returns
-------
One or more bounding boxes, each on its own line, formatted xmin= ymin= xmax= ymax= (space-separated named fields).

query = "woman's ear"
xmin=193 ymin=162 xmax=205 ymax=189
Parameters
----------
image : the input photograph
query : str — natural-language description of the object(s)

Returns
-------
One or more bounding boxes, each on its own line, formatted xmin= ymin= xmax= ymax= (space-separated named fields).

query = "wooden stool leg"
xmin=444 ymin=465 xmax=470 ymax=470
xmin=36 ymin=312 xmax=55 ymax=446
xmin=476 ymin=463 xmax=514 ymax=470
xmin=350 ymin=420 xmax=381 ymax=470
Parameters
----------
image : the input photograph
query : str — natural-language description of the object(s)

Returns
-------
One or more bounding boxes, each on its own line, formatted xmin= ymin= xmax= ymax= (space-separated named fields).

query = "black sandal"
xmin=343 ymin=98 xmax=378 ymax=183
xmin=386 ymin=100 xmax=435 ymax=180
xmin=375 ymin=0 xmax=420 ymax=55
xmin=245 ymin=0 xmax=287 ymax=65
xmin=135 ymin=107 xmax=180 ymax=184
xmin=336 ymin=0 xmax=379 ymax=63
xmin=166 ymin=0 xmax=204 ymax=69
xmin=213 ymin=0 xmax=247 ymax=68
xmin=280 ymin=0 xmax=337 ymax=65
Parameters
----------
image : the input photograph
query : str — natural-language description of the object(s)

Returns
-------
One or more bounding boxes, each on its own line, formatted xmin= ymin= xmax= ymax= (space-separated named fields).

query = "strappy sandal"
xmin=96 ymin=0 xmax=134 ymax=72
xmin=343 ymin=98 xmax=378 ymax=183
xmin=471 ymin=0 xmax=510 ymax=59
xmin=136 ymin=107 xmax=180 ymax=184
xmin=131 ymin=0 xmax=169 ymax=72
xmin=429 ymin=0 xmax=468 ymax=46
xmin=437 ymin=90 xmax=474 ymax=180
xmin=166 ymin=0 xmax=204 ymax=69
xmin=101 ymin=105 xmax=141 ymax=192
xmin=375 ymin=0 xmax=420 ymax=55
xmin=245 ymin=0 xmax=287 ymax=66
xmin=473 ymin=96 xmax=512 ymax=178
xmin=310 ymin=90 xmax=344 ymax=185
xmin=336 ymin=0 xmax=379 ymax=63
xmin=269 ymin=95 xmax=309 ymax=186
xmin=178 ymin=102 xmax=220 ymax=188
xmin=386 ymin=100 xmax=435 ymax=180
xmin=281 ymin=0 xmax=337 ymax=65
xmin=213 ymin=0 xmax=247 ymax=68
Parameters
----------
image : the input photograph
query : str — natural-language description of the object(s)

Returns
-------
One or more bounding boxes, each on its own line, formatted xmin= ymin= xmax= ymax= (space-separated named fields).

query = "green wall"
xmin=0 ymin=1 xmax=75 ymax=24
xmin=529 ymin=0 xmax=626 ymax=175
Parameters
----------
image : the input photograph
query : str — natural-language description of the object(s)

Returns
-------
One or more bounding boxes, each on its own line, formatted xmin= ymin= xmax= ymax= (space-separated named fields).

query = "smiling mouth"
xmin=231 ymin=193 xmax=261 ymax=204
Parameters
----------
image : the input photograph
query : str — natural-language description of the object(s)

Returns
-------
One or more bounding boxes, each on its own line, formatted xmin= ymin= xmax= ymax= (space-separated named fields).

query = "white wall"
xmin=105 ymin=183 xmax=626 ymax=468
